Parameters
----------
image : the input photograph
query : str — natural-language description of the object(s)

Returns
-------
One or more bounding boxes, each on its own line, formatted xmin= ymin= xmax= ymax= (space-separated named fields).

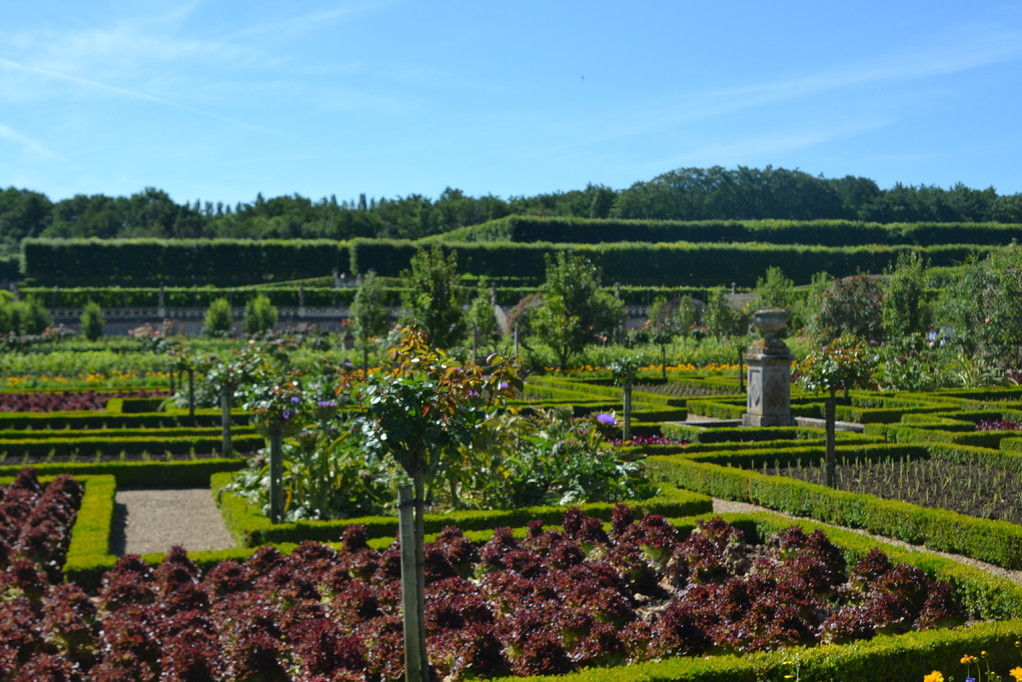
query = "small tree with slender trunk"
xmin=340 ymin=327 xmax=520 ymax=681
xmin=351 ymin=269 xmax=391 ymax=370
xmin=609 ymin=355 xmax=642 ymax=441
xmin=796 ymin=334 xmax=875 ymax=487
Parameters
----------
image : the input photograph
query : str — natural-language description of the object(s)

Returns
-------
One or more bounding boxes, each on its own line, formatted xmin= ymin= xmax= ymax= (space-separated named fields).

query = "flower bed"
xmin=0 ymin=502 xmax=984 ymax=680
xmin=765 ymin=453 xmax=1022 ymax=523
xmin=0 ymin=389 xmax=171 ymax=413
xmin=0 ymin=467 xmax=83 ymax=583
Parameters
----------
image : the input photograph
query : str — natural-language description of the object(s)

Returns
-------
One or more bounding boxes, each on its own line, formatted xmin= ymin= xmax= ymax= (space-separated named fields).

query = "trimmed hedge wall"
xmin=0 ymin=256 xmax=19 ymax=280
xmin=23 ymin=238 xmax=350 ymax=285
xmin=26 ymin=236 xmax=993 ymax=287
xmin=446 ymin=215 xmax=1022 ymax=248
xmin=351 ymin=239 xmax=989 ymax=286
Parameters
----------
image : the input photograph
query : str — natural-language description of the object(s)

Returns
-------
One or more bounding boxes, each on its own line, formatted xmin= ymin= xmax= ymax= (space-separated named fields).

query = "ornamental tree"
xmin=609 ymin=355 xmax=642 ymax=441
xmin=351 ymin=269 xmax=391 ymax=370
xmin=242 ymin=294 xmax=278 ymax=336
xmin=79 ymin=301 xmax=105 ymax=341
xmin=339 ymin=326 xmax=520 ymax=680
xmin=796 ymin=334 xmax=876 ymax=487
xmin=400 ymin=244 xmax=464 ymax=349
xmin=532 ymin=252 xmax=622 ymax=371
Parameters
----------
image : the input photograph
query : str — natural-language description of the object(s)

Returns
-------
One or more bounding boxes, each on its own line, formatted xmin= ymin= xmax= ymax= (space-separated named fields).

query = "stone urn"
xmin=753 ymin=309 xmax=787 ymax=338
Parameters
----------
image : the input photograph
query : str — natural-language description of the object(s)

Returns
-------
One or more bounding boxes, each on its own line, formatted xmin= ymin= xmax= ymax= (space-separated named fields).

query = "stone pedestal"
xmin=742 ymin=309 xmax=796 ymax=427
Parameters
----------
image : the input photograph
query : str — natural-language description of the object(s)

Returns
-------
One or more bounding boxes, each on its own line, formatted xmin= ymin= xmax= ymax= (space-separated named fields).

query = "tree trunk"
xmin=268 ymin=424 xmax=284 ymax=524
xmin=220 ymin=387 xmax=232 ymax=458
xmin=187 ymin=369 xmax=195 ymax=419
xmin=738 ymin=347 xmax=745 ymax=393
xmin=825 ymin=389 xmax=836 ymax=488
xmin=413 ymin=468 xmax=429 ymax=680
xmin=623 ymin=382 xmax=633 ymax=441
xmin=398 ymin=485 xmax=427 ymax=682
xmin=660 ymin=345 xmax=667 ymax=381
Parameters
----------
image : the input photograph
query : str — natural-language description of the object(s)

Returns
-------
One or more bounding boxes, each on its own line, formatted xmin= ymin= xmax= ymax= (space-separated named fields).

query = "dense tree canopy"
xmin=3 ymin=167 xmax=1022 ymax=255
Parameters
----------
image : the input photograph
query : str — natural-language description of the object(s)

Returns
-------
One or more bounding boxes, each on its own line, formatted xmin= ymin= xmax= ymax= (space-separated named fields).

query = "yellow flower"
xmin=961 ymin=654 xmax=977 ymax=665
xmin=1010 ymin=666 xmax=1022 ymax=681
xmin=923 ymin=672 xmax=944 ymax=682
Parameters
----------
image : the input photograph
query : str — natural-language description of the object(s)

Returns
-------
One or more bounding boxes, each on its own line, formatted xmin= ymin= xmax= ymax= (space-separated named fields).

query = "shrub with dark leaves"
xmin=0 ymin=509 xmax=975 ymax=680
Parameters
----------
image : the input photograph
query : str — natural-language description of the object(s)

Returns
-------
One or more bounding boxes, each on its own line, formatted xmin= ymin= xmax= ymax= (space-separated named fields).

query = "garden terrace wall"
xmin=446 ymin=215 xmax=1022 ymax=248
xmin=28 ymin=283 xmax=725 ymax=310
xmin=22 ymin=285 xmax=399 ymax=308
xmin=21 ymin=234 xmax=997 ymax=287
xmin=23 ymin=238 xmax=350 ymax=286
xmin=646 ymin=442 xmax=1022 ymax=569
xmin=350 ymin=239 xmax=990 ymax=286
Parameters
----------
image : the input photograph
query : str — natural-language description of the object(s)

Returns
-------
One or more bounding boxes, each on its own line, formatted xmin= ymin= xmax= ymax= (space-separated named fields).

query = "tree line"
xmin=3 ymin=165 xmax=1022 ymax=256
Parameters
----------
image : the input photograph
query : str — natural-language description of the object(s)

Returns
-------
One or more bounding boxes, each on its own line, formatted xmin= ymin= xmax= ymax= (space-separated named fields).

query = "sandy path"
xmin=111 ymin=488 xmax=236 ymax=556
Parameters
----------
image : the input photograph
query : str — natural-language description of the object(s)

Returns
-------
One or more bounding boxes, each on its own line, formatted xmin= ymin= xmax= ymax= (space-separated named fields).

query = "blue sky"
xmin=3 ymin=1 xmax=1022 ymax=207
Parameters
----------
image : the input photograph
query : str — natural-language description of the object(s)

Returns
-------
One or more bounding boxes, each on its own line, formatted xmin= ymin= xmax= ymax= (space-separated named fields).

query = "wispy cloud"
xmin=0 ymin=56 xmax=288 ymax=136
xmin=558 ymin=24 xmax=1022 ymax=151
xmin=222 ymin=1 xmax=395 ymax=42
xmin=0 ymin=122 xmax=57 ymax=160
xmin=654 ymin=119 xmax=894 ymax=171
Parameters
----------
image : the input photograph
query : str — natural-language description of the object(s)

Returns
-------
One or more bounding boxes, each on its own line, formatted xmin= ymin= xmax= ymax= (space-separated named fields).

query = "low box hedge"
xmin=647 ymin=445 xmax=1022 ymax=569
xmin=0 ymin=458 xmax=246 ymax=488
xmin=502 ymin=620 xmax=1022 ymax=682
xmin=0 ymin=409 xmax=251 ymax=430
xmin=0 ymin=426 xmax=255 ymax=440
xmin=63 ymin=475 xmax=117 ymax=590
xmin=0 ymin=433 xmax=263 ymax=459
xmin=212 ymin=471 xmax=713 ymax=547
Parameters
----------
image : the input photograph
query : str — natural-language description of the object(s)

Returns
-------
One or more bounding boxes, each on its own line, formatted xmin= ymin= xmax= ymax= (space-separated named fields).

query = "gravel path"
xmin=111 ymin=488 xmax=236 ymax=556
xmin=712 ymin=497 xmax=1022 ymax=584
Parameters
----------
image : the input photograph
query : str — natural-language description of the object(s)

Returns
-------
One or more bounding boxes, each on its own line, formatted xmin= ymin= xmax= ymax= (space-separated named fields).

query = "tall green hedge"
xmin=22 ymin=235 xmax=993 ymax=287
xmin=23 ymin=239 xmax=350 ymax=285
xmin=446 ymin=215 xmax=1022 ymax=247
xmin=350 ymin=239 xmax=987 ymax=285
xmin=0 ymin=256 xmax=20 ymax=281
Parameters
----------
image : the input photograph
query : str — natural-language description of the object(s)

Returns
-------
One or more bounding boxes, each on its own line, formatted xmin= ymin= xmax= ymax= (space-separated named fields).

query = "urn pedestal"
xmin=742 ymin=309 xmax=796 ymax=427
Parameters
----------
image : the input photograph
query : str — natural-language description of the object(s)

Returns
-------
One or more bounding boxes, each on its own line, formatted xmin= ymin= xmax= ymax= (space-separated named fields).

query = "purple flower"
xmin=290 ymin=396 xmax=301 ymax=404
xmin=596 ymin=413 xmax=617 ymax=427
xmin=317 ymin=400 xmax=337 ymax=408
xmin=498 ymin=381 xmax=509 ymax=390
